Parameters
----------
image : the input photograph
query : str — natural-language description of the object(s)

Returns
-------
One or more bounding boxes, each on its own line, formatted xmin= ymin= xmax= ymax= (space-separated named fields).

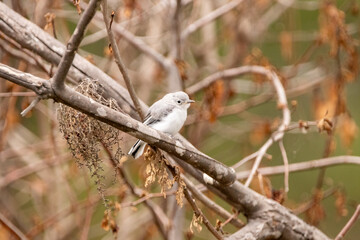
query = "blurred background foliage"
xmin=0 ymin=0 xmax=359 ymax=239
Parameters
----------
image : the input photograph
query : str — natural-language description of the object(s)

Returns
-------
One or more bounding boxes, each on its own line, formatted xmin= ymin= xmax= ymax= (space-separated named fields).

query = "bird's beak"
xmin=187 ymin=100 xmax=195 ymax=103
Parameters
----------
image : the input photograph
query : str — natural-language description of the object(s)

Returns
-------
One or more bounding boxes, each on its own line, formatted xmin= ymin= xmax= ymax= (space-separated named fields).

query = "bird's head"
xmin=165 ymin=91 xmax=195 ymax=109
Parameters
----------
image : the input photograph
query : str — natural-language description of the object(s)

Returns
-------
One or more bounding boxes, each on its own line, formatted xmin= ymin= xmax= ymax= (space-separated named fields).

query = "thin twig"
xmin=101 ymin=143 xmax=169 ymax=238
xmin=101 ymin=0 xmax=144 ymax=120
xmin=52 ymin=0 xmax=101 ymax=89
xmin=335 ymin=204 xmax=360 ymax=240
xmin=185 ymin=72 xmax=327 ymax=126
xmin=243 ymin=68 xmax=290 ymax=187
xmin=183 ymin=188 xmax=223 ymax=240
xmin=121 ymin=191 xmax=176 ymax=208
xmin=236 ymin=156 xmax=360 ymax=179
xmin=183 ymin=175 xmax=244 ymax=228
xmin=232 ymin=151 xmax=272 ymax=169
xmin=162 ymin=153 xmax=224 ymax=239
xmin=279 ymin=140 xmax=289 ymax=193
xmin=244 ymin=0 xmax=296 ymax=41
xmin=20 ymin=97 xmax=40 ymax=117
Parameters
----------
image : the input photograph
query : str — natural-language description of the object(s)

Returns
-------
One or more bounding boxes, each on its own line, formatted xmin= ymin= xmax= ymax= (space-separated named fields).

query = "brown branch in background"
xmin=236 ymin=156 xmax=360 ymax=179
xmin=335 ymin=204 xmax=360 ymax=240
xmin=232 ymin=151 xmax=272 ymax=169
xmin=44 ymin=12 xmax=57 ymax=77
xmin=186 ymin=73 xmax=327 ymax=125
xmin=242 ymin=68 xmax=290 ymax=187
xmin=173 ymin=0 xmax=182 ymax=60
xmin=101 ymin=0 xmax=144 ymax=120
xmin=0 ymin=37 xmax=52 ymax=77
xmin=279 ymin=140 xmax=289 ymax=193
xmin=187 ymin=65 xmax=275 ymax=95
xmin=26 ymin=193 xmax=101 ymax=238
xmin=0 ymin=212 xmax=29 ymax=240
xmin=245 ymin=0 xmax=296 ymax=41
xmin=181 ymin=0 xmax=245 ymax=40
xmin=52 ymin=0 xmax=101 ymax=90
xmin=293 ymin=188 xmax=337 ymax=215
xmin=79 ymin=205 xmax=95 ymax=240
xmin=0 ymin=92 xmax=36 ymax=97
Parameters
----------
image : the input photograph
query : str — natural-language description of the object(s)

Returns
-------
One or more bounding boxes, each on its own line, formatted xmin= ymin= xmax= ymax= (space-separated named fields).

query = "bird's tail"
xmin=128 ymin=140 xmax=147 ymax=159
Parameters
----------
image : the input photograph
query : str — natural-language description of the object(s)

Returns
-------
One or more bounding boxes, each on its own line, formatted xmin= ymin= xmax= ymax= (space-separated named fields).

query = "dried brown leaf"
xmin=338 ymin=114 xmax=358 ymax=148
xmin=334 ymin=189 xmax=348 ymax=217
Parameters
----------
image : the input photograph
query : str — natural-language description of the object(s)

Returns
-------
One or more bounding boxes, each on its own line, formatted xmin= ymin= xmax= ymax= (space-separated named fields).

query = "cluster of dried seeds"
xmin=57 ymin=78 xmax=123 ymax=204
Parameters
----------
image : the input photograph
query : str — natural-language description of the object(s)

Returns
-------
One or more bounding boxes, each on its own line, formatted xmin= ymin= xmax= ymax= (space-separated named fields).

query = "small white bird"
xmin=128 ymin=91 xmax=194 ymax=159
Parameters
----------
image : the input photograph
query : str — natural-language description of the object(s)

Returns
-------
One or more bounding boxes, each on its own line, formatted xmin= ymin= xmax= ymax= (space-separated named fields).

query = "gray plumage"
xmin=128 ymin=91 xmax=194 ymax=159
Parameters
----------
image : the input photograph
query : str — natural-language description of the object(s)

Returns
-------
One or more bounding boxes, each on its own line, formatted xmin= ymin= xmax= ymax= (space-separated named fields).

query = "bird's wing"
xmin=143 ymin=100 xmax=174 ymax=126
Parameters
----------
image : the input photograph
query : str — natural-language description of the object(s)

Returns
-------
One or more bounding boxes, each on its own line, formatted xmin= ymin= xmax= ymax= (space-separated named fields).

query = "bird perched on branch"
xmin=128 ymin=91 xmax=194 ymax=159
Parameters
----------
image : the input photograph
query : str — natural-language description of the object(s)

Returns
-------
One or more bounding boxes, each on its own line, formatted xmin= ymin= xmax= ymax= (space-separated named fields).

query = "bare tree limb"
xmin=181 ymin=0 xmax=245 ymax=40
xmin=173 ymin=0 xmax=183 ymax=60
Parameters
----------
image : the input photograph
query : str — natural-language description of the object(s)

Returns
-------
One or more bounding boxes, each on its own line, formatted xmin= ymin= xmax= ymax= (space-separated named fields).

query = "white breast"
xmin=152 ymin=107 xmax=187 ymax=135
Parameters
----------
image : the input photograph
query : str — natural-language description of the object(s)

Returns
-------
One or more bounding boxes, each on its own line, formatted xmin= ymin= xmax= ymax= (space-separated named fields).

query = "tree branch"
xmin=181 ymin=0 xmax=245 ymax=40
xmin=0 ymin=63 xmax=236 ymax=186
xmin=52 ymin=0 xmax=101 ymax=90
xmin=236 ymin=156 xmax=360 ymax=179
xmin=335 ymin=204 xmax=360 ymax=240
xmin=238 ymin=68 xmax=290 ymax=187
xmin=101 ymin=0 xmax=145 ymax=120
xmin=0 ymin=212 xmax=29 ymax=240
xmin=0 ymin=2 xmax=143 ymax=119
xmin=183 ymin=176 xmax=244 ymax=229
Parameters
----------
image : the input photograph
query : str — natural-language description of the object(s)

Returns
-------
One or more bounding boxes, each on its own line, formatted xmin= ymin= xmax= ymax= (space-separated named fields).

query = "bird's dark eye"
xmin=177 ymin=100 xmax=181 ymax=104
